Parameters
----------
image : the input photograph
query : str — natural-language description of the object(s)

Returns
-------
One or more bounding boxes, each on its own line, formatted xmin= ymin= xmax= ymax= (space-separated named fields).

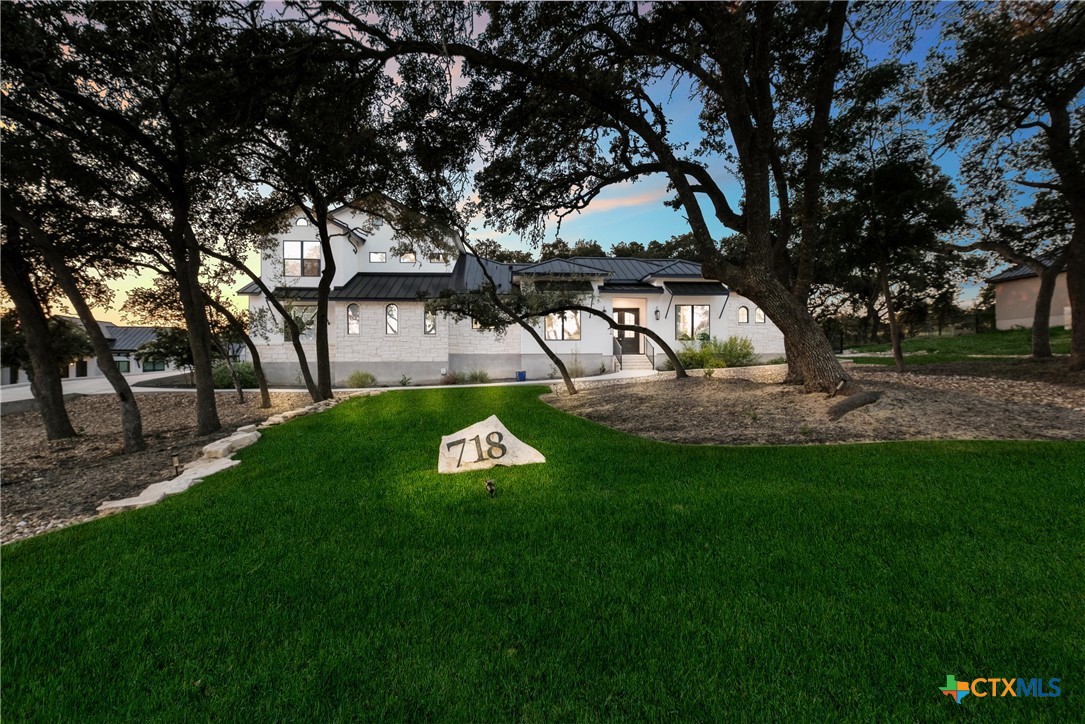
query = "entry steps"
xmin=620 ymin=354 xmax=655 ymax=371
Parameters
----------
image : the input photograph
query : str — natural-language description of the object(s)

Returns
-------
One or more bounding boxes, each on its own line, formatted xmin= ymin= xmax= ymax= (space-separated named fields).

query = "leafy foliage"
xmin=212 ymin=362 xmax=257 ymax=389
xmin=664 ymin=336 xmax=757 ymax=371
xmin=0 ymin=311 xmax=92 ymax=374
xmin=345 ymin=370 xmax=377 ymax=388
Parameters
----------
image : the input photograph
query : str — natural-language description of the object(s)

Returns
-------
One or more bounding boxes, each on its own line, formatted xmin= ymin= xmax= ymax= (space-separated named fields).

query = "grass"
xmin=3 ymin=387 xmax=1083 ymax=720
xmin=849 ymin=354 xmax=1024 ymax=366
xmin=847 ymin=327 xmax=1071 ymax=357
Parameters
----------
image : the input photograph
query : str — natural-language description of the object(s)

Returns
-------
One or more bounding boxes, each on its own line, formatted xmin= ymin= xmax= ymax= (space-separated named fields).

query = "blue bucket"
xmin=515 ymin=371 xmax=527 ymax=382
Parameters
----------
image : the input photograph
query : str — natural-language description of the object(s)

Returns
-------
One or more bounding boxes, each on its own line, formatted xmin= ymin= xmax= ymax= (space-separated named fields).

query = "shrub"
xmin=441 ymin=370 xmax=463 ymax=385
xmin=212 ymin=361 xmax=257 ymax=389
xmin=663 ymin=336 xmax=757 ymax=370
xmin=399 ymin=374 xmax=412 ymax=386
xmin=766 ymin=356 xmax=787 ymax=365
xmin=345 ymin=370 xmax=376 ymax=388
xmin=466 ymin=370 xmax=490 ymax=384
xmin=706 ymin=336 xmax=757 ymax=368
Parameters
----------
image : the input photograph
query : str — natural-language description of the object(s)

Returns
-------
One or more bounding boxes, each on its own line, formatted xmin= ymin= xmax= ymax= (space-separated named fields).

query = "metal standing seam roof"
xmin=986 ymin=254 xmax=1066 ymax=284
xmin=664 ymin=281 xmax=729 ymax=296
xmin=510 ymin=258 xmax=614 ymax=277
xmin=333 ymin=273 xmax=452 ymax=300
xmin=513 ymin=257 xmax=706 ymax=283
xmin=598 ymin=282 xmax=665 ymax=294
xmin=237 ymin=275 xmax=452 ymax=301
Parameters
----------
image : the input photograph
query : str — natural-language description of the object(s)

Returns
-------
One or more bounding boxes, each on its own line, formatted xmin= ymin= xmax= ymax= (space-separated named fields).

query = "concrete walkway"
xmin=0 ymin=367 xmax=660 ymax=407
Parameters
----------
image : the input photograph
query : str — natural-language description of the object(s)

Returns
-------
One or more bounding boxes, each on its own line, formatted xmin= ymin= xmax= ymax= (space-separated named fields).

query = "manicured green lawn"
xmin=848 ymin=326 xmax=1071 ymax=357
xmin=848 ymin=354 xmax=1025 ymax=366
xmin=3 ymin=387 xmax=1082 ymax=720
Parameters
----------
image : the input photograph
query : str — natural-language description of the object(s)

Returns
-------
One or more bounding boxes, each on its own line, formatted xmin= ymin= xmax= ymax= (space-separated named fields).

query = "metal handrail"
xmin=645 ymin=338 xmax=656 ymax=370
xmin=613 ymin=335 xmax=623 ymax=370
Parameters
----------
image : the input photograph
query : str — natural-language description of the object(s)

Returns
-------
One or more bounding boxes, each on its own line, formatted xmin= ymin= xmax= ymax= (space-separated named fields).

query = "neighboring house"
xmin=1 ymin=319 xmax=178 ymax=387
xmin=987 ymin=255 xmax=1070 ymax=330
xmin=59 ymin=318 xmax=177 ymax=379
xmin=240 ymin=207 xmax=785 ymax=385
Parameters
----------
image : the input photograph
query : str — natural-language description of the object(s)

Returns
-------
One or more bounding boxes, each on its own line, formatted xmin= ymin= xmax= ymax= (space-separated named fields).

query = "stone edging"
xmin=95 ymin=391 xmax=381 ymax=515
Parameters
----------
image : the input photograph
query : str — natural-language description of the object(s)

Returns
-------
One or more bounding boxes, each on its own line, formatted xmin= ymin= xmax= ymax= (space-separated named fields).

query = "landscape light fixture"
xmin=171 ymin=452 xmax=182 ymax=476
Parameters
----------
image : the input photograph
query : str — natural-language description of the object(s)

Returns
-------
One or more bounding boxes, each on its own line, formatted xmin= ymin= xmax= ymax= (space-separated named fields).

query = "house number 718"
xmin=445 ymin=431 xmax=507 ymax=467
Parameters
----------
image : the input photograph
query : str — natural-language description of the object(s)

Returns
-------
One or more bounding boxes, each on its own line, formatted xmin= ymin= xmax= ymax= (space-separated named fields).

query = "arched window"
xmin=295 ymin=218 xmax=308 ymax=226
xmin=738 ymin=306 xmax=749 ymax=324
xmin=347 ymin=304 xmax=360 ymax=335
xmin=385 ymin=304 xmax=398 ymax=335
xmin=755 ymin=308 xmax=766 ymax=324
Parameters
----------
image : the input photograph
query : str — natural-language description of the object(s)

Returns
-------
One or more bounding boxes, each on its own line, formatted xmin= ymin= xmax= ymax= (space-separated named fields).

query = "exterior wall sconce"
xmin=654 ymin=308 xmax=661 ymax=320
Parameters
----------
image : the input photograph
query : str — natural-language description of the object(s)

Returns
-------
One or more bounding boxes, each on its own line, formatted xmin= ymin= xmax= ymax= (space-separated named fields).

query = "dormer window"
xmin=295 ymin=218 xmax=309 ymax=226
xmin=284 ymin=241 xmax=320 ymax=277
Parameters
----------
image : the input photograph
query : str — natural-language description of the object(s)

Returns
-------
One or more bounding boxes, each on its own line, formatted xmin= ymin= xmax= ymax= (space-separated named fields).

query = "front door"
xmin=614 ymin=308 xmax=640 ymax=355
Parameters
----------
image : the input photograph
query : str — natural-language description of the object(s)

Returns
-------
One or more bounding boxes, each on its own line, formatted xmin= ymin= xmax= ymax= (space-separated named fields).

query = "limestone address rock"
xmin=438 ymin=415 xmax=545 ymax=474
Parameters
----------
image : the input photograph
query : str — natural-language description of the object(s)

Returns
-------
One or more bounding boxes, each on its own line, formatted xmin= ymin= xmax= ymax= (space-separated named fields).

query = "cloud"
xmin=565 ymin=182 xmax=669 ymax=219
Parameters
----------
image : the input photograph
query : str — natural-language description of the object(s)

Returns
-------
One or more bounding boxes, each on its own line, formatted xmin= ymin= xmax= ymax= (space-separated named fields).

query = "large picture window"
xmin=143 ymin=359 xmax=166 ymax=372
xmin=424 ymin=310 xmax=438 ymax=335
xmin=347 ymin=304 xmax=360 ymax=335
xmin=284 ymin=241 xmax=320 ymax=277
xmin=545 ymin=311 xmax=581 ymax=341
xmin=675 ymin=304 xmax=710 ymax=339
xmin=386 ymin=304 xmax=398 ymax=335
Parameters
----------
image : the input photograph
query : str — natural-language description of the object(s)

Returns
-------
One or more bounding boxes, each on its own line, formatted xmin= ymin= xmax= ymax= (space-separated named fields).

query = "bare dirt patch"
xmin=544 ymin=361 xmax=1085 ymax=446
xmin=1 ymin=392 xmax=317 ymax=543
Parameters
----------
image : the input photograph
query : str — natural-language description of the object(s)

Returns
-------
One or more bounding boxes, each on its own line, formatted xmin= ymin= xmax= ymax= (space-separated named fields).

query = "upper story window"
xmin=545 ymin=311 xmax=581 ymax=341
xmin=755 ymin=308 xmax=766 ymax=324
xmin=428 ymin=253 xmax=449 ymax=264
xmin=284 ymin=241 xmax=320 ymax=277
xmin=369 ymin=252 xmax=386 ymax=263
xmin=675 ymin=304 xmax=709 ymax=340
xmin=424 ymin=310 xmax=438 ymax=335
xmin=386 ymin=304 xmax=398 ymax=335
xmin=738 ymin=306 xmax=749 ymax=324
xmin=347 ymin=304 xmax=360 ymax=335
xmin=400 ymin=252 xmax=417 ymax=264
xmin=295 ymin=218 xmax=308 ymax=226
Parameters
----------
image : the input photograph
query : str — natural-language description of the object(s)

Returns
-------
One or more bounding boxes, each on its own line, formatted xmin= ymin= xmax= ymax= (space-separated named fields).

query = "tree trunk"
xmin=0 ymin=241 xmax=77 ymax=440
xmin=1030 ymin=264 xmax=1061 ymax=358
xmin=878 ymin=258 xmax=906 ymax=373
xmin=34 ymin=240 xmax=146 ymax=452
xmin=172 ymin=220 xmax=220 ymax=435
xmin=242 ymin=332 xmax=272 ymax=409
xmin=313 ymin=203 xmax=336 ymax=401
xmin=207 ymin=297 xmax=272 ymax=409
xmin=1066 ymin=219 xmax=1085 ymax=371
xmin=737 ymin=271 xmax=851 ymax=394
xmin=212 ymin=336 xmax=244 ymax=403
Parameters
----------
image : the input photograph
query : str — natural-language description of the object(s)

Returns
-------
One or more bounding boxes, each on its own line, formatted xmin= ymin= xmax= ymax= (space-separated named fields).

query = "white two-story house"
xmin=240 ymin=206 xmax=785 ymax=385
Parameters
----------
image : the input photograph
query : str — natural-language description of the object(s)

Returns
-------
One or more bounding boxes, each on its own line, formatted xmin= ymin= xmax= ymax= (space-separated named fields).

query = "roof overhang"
xmin=664 ymin=281 xmax=729 ymax=296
